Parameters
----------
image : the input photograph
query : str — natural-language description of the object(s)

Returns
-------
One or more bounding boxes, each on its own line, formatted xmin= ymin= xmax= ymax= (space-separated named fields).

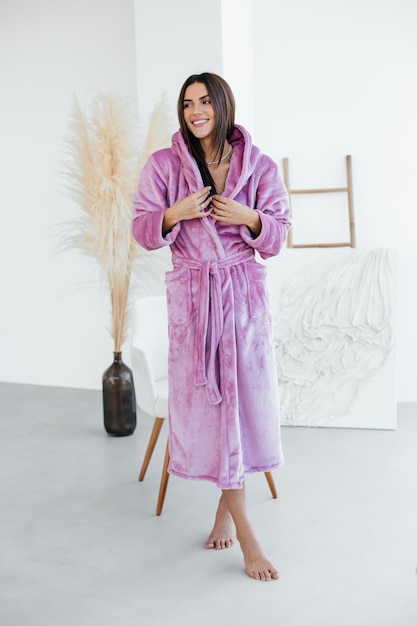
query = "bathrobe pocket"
xmin=245 ymin=262 xmax=271 ymax=320
xmin=165 ymin=268 xmax=192 ymax=325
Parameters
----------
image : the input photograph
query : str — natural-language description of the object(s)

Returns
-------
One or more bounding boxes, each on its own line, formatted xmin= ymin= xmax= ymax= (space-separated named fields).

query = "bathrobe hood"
xmin=171 ymin=124 xmax=261 ymax=198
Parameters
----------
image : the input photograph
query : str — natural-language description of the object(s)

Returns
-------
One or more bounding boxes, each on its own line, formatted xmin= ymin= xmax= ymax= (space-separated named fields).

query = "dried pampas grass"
xmin=61 ymin=91 xmax=172 ymax=352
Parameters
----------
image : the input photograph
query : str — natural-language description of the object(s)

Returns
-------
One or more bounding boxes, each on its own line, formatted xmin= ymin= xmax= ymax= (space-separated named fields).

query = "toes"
xmin=210 ymin=537 xmax=234 ymax=549
xmin=206 ymin=532 xmax=234 ymax=550
xmin=246 ymin=566 xmax=279 ymax=581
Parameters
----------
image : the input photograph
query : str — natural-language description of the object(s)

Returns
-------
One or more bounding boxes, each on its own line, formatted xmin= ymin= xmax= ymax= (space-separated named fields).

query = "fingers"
xmin=197 ymin=195 xmax=213 ymax=216
xmin=195 ymin=186 xmax=212 ymax=205
xmin=211 ymin=197 xmax=252 ymax=226
xmin=211 ymin=195 xmax=229 ymax=212
xmin=211 ymin=195 xmax=229 ymax=218
xmin=198 ymin=195 xmax=211 ymax=211
xmin=193 ymin=187 xmax=213 ymax=217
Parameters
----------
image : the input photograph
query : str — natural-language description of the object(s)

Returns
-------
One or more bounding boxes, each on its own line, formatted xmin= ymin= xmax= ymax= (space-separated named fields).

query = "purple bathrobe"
xmin=132 ymin=124 xmax=291 ymax=489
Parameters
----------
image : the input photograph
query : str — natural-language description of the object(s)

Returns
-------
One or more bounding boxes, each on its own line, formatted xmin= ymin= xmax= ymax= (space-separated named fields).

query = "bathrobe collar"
xmin=171 ymin=124 xmax=261 ymax=199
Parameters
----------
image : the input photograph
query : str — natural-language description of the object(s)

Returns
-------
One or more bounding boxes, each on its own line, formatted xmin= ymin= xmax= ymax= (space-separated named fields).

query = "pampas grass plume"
xmin=62 ymin=91 xmax=171 ymax=352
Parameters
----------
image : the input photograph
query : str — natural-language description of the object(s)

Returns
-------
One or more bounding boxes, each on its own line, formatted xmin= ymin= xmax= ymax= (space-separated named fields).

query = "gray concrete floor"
xmin=1 ymin=382 xmax=416 ymax=626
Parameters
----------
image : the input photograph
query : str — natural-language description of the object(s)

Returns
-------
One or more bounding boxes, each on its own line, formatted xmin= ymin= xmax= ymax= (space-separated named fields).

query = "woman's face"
xmin=182 ymin=82 xmax=216 ymax=142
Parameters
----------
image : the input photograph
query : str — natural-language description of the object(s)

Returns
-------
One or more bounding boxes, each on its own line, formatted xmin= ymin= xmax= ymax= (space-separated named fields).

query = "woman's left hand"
xmin=211 ymin=195 xmax=261 ymax=236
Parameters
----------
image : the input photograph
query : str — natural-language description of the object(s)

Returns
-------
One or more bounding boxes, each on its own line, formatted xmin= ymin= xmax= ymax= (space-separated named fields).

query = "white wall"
xmin=0 ymin=0 xmax=416 ymax=402
xmin=221 ymin=0 xmax=255 ymax=130
xmin=134 ymin=0 xmax=223 ymax=129
xmin=251 ymin=0 xmax=417 ymax=402
xmin=0 ymin=0 xmax=138 ymax=389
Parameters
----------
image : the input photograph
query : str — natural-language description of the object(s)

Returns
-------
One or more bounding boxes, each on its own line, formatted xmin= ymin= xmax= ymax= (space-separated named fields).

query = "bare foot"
xmin=244 ymin=551 xmax=280 ymax=581
xmin=239 ymin=533 xmax=279 ymax=581
xmin=219 ymin=485 xmax=279 ymax=580
xmin=206 ymin=494 xmax=235 ymax=550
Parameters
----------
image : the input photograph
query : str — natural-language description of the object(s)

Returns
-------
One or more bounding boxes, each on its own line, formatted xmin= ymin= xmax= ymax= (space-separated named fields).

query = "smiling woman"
xmin=180 ymin=81 xmax=234 ymax=195
xmin=178 ymin=74 xmax=236 ymax=194
xmin=132 ymin=72 xmax=291 ymax=581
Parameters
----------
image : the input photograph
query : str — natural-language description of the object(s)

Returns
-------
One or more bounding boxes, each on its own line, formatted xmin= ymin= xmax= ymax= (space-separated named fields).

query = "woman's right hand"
xmin=162 ymin=187 xmax=213 ymax=234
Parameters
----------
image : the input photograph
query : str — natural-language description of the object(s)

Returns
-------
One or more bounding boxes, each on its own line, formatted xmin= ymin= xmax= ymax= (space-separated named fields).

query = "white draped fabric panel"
xmin=266 ymin=248 xmax=396 ymax=429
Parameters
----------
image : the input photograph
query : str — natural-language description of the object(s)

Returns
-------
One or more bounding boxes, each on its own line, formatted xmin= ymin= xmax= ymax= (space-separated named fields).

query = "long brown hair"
xmin=177 ymin=72 xmax=235 ymax=192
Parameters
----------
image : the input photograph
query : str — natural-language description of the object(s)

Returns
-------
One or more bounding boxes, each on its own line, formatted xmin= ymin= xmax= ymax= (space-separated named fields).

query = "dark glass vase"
xmin=102 ymin=352 xmax=137 ymax=436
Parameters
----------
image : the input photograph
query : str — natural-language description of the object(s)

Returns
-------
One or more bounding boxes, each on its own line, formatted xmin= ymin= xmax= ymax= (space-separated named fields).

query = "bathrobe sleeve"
xmin=132 ymin=152 xmax=181 ymax=251
xmin=240 ymin=157 xmax=291 ymax=260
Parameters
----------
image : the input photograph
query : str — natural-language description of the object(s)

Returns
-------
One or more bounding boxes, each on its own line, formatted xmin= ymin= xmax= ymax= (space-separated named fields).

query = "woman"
xmin=132 ymin=72 xmax=291 ymax=581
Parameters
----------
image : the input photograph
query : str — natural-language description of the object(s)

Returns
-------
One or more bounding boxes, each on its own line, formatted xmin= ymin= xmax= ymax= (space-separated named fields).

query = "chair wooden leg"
xmin=138 ymin=417 xmax=165 ymax=481
xmin=156 ymin=440 xmax=170 ymax=516
xmin=264 ymin=471 xmax=278 ymax=499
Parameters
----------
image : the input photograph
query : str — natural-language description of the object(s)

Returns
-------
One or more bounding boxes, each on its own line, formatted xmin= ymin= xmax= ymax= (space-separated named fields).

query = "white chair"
xmin=130 ymin=295 xmax=278 ymax=516
xmin=130 ymin=295 xmax=170 ymax=515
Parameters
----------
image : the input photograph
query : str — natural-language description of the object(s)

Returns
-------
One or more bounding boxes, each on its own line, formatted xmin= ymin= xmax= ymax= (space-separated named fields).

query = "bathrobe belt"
xmin=173 ymin=250 xmax=254 ymax=405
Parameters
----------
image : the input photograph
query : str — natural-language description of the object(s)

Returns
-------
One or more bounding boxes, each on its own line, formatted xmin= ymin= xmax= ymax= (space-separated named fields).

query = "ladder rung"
xmin=290 ymin=187 xmax=348 ymax=195
xmin=291 ymin=242 xmax=352 ymax=249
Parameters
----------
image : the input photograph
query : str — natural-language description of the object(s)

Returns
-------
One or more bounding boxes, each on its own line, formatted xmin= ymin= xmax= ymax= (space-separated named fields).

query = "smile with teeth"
xmin=193 ymin=119 xmax=208 ymax=127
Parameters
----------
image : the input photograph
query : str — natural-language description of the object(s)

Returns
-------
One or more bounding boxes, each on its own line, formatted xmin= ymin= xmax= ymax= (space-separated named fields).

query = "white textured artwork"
xmin=266 ymin=248 xmax=396 ymax=429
